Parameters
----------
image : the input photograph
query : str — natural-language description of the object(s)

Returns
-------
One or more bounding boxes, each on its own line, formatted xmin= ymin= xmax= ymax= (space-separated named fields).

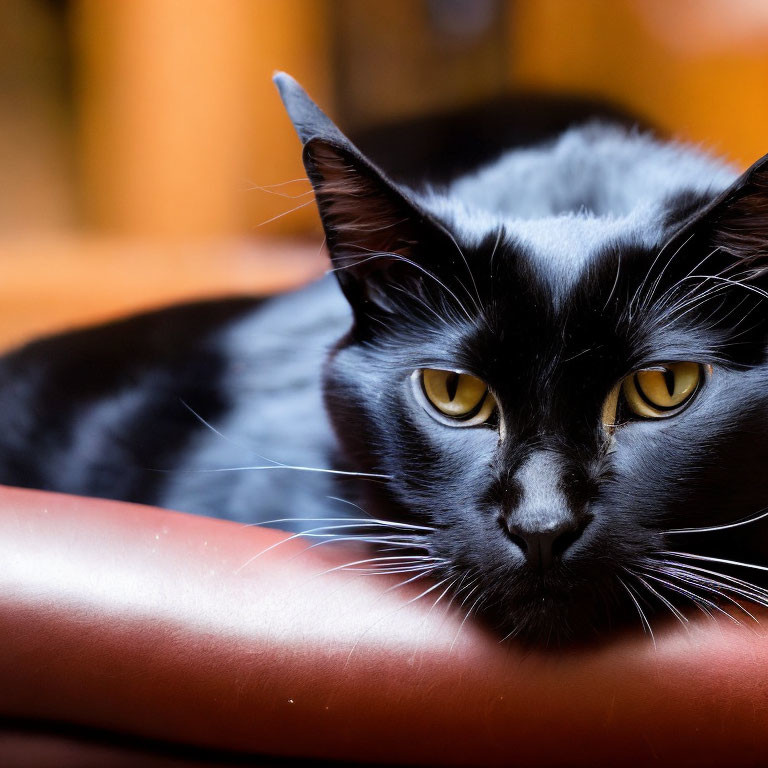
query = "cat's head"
xmin=275 ymin=73 xmax=768 ymax=645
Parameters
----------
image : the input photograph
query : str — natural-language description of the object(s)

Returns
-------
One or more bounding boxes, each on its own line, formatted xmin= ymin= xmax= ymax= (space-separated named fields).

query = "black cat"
xmin=2 ymin=73 xmax=767 ymax=645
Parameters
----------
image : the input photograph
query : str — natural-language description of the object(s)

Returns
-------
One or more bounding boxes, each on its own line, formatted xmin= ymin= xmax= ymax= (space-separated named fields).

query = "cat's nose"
xmin=502 ymin=516 xmax=587 ymax=570
xmin=501 ymin=449 xmax=591 ymax=570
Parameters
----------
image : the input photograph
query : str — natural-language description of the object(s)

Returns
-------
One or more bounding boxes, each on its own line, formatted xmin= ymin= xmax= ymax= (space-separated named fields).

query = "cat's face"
xmin=276 ymin=74 xmax=768 ymax=645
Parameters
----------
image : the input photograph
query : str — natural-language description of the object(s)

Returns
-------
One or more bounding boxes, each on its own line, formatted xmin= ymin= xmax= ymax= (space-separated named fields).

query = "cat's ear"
xmin=652 ymin=153 xmax=768 ymax=358
xmin=703 ymin=154 xmax=768 ymax=270
xmin=672 ymin=153 xmax=768 ymax=278
xmin=273 ymin=72 xmax=452 ymax=315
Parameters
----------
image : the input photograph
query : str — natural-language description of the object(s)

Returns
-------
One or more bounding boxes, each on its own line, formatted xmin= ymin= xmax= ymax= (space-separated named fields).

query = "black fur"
xmin=0 ymin=298 xmax=261 ymax=501
xmin=3 ymin=73 xmax=768 ymax=646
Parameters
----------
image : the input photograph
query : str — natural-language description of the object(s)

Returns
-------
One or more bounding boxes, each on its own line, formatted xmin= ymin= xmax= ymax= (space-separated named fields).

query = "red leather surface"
xmin=0 ymin=484 xmax=766 ymax=767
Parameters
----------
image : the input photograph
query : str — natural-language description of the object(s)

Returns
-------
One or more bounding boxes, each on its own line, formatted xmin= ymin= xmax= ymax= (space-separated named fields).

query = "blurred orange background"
xmin=3 ymin=0 xmax=768 ymax=349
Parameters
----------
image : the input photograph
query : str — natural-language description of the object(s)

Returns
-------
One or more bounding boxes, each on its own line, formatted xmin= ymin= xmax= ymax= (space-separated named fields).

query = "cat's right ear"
xmin=273 ymin=73 xmax=456 ymax=316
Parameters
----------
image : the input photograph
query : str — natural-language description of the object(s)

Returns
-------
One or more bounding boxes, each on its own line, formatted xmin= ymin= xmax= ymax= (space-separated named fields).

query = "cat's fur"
xmin=2 ymin=73 xmax=768 ymax=645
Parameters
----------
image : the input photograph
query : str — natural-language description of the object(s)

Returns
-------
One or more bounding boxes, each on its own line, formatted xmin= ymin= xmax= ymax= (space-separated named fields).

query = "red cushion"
xmin=0 ymin=484 xmax=764 ymax=766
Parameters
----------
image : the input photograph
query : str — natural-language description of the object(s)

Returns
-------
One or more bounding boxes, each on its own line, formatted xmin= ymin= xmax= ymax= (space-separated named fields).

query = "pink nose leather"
xmin=0 ymin=483 xmax=765 ymax=766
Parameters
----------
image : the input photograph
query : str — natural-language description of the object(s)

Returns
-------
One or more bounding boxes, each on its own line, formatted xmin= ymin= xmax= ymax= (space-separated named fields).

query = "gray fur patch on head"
xmin=416 ymin=123 xmax=738 ymax=302
xmin=447 ymin=123 xmax=736 ymax=218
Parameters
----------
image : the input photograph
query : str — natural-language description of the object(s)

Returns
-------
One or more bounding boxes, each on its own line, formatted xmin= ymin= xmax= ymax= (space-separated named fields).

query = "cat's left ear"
xmin=653 ymin=154 xmax=768 ymax=359
xmin=273 ymin=72 xmax=455 ymax=315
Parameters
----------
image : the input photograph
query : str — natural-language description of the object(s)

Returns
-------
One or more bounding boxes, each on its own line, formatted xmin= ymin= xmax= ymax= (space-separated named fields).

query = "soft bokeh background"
xmin=3 ymin=0 xmax=768 ymax=349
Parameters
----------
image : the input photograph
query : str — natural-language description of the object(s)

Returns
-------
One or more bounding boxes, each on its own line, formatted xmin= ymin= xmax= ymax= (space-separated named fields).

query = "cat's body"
xmin=0 ymin=123 xmax=735 ymax=520
xmin=0 ymin=289 xmax=343 ymax=526
xmin=3 ymin=75 xmax=768 ymax=644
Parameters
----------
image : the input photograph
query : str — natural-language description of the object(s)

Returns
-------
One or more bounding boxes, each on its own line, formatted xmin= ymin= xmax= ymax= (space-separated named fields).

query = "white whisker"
xmin=660 ymin=560 xmax=768 ymax=607
xmin=666 ymin=506 xmax=768 ymax=535
xmin=155 ymin=464 xmax=391 ymax=480
xmin=652 ymin=564 xmax=754 ymax=625
xmin=242 ymin=516 xmax=432 ymax=532
xmin=248 ymin=184 xmax=313 ymax=199
xmin=601 ymin=253 xmax=622 ymax=312
xmin=449 ymin=587 xmax=483 ymax=653
xmin=383 ymin=567 xmax=440 ymax=593
xmin=311 ymin=554 xmax=447 ymax=579
xmin=427 ymin=577 xmax=459 ymax=617
xmin=636 ymin=233 xmax=697 ymax=316
xmin=624 ymin=567 xmax=689 ymax=629
xmin=329 ymin=248 xmax=475 ymax=323
xmin=663 ymin=550 xmax=768 ymax=575
xmin=618 ymin=576 xmax=656 ymax=648
xmin=256 ymin=198 xmax=316 ymax=227
xmin=639 ymin=569 xmax=717 ymax=621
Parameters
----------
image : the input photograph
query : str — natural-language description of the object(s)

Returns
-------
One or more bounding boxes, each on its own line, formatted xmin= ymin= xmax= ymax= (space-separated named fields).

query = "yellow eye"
xmin=622 ymin=362 xmax=702 ymax=419
xmin=418 ymin=369 xmax=496 ymax=425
